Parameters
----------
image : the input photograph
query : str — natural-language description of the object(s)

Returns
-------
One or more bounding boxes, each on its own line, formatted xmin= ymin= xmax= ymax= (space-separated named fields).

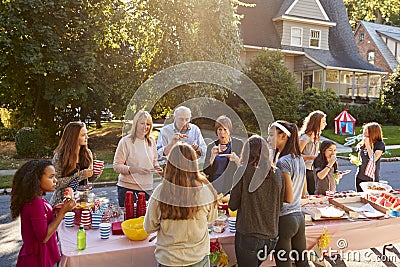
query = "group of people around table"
xmin=10 ymin=105 xmax=386 ymax=267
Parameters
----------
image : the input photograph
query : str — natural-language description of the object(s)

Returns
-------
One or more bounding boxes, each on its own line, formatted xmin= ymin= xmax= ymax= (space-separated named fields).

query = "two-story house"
xmin=238 ymin=0 xmax=386 ymax=103
xmin=355 ymin=21 xmax=400 ymax=83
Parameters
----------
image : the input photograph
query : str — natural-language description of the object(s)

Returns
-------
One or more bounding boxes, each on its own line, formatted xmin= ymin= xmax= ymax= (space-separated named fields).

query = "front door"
xmin=303 ymin=74 xmax=312 ymax=91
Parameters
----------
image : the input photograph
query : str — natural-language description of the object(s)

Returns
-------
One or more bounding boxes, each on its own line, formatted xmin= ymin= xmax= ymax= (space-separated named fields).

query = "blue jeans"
xmin=235 ymin=232 xmax=279 ymax=267
xmin=157 ymin=255 xmax=209 ymax=267
xmin=274 ymin=212 xmax=308 ymax=267
xmin=117 ymin=186 xmax=151 ymax=207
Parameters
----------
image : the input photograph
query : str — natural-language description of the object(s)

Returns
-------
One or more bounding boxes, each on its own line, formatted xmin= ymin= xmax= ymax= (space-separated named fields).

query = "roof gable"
xmin=358 ymin=21 xmax=399 ymax=71
xmin=286 ymin=0 xmax=329 ymax=21
xmin=238 ymin=0 xmax=385 ymax=73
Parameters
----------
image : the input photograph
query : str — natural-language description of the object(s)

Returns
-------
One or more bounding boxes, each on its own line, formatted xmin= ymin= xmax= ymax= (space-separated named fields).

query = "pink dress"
xmin=17 ymin=197 xmax=60 ymax=267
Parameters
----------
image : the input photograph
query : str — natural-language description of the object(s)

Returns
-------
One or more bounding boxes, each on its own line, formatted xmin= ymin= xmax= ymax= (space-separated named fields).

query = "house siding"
xmin=282 ymin=21 xmax=329 ymax=50
xmin=293 ymin=56 xmax=320 ymax=71
xmin=355 ymin=26 xmax=392 ymax=82
xmin=274 ymin=21 xmax=283 ymax=40
xmin=287 ymin=0 xmax=326 ymax=21
xmin=284 ymin=55 xmax=295 ymax=72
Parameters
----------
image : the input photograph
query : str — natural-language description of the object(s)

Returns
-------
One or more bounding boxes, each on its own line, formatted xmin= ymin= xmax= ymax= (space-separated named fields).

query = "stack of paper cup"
xmin=64 ymin=212 xmax=75 ymax=228
xmin=99 ymin=223 xmax=111 ymax=239
xmin=81 ymin=210 xmax=92 ymax=230
xmin=228 ymin=217 xmax=236 ymax=233
xmin=93 ymin=160 xmax=104 ymax=175
xmin=91 ymin=213 xmax=102 ymax=229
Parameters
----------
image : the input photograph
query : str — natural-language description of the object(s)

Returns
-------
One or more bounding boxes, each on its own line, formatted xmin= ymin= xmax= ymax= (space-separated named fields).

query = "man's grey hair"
xmin=174 ymin=106 xmax=192 ymax=118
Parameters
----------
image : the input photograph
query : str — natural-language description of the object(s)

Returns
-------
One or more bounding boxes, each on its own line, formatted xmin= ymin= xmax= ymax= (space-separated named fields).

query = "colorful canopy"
xmin=334 ymin=109 xmax=356 ymax=135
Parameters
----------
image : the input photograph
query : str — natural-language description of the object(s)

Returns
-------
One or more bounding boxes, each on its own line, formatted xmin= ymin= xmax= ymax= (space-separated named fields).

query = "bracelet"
xmin=326 ymin=165 xmax=332 ymax=169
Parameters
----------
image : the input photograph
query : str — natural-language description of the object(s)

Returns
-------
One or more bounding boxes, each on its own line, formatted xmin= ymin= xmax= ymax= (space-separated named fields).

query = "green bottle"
xmin=77 ymin=225 xmax=86 ymax=250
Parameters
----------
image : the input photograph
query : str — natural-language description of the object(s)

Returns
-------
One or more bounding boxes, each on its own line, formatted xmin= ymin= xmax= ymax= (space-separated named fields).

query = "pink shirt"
xmin=17 ymin=197 xmax=60 ymax=267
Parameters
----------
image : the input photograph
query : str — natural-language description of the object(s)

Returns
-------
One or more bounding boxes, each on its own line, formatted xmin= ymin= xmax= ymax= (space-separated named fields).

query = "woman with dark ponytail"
xmin=267 ymin=120 xmax=308 ymax=267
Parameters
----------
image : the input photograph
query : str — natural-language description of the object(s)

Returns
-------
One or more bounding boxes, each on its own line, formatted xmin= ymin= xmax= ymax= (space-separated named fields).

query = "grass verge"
xmin=323 ymin=125 xmax=400 ymax=146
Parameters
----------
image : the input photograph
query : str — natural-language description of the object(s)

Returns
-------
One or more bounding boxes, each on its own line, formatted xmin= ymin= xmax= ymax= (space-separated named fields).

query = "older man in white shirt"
xmin=157 ymin=106 xmax=207 ymax=159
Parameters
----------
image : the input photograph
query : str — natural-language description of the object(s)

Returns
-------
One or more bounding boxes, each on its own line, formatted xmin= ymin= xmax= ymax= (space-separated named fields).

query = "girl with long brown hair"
xmin=229 ymin=135 xmax=284 ymax=266
xmin=267 ymin=121 xmax=308 ymax=267
xmin=299 ymin=110 xmax=327 ymax=195
xmin=355 ymin=122 xmax=385 ymax=192
xmin=144 ymin=142 xmax=217 ymax=266
xmin=50 ymin=122 xmax=98 ymax=206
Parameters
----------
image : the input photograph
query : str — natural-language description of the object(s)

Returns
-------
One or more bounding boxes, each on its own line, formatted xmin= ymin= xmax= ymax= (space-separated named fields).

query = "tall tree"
xmin=0 ymin=0 xmax=152 ymax=139
xmin=344 ymin=0 xmax=400 ymax=27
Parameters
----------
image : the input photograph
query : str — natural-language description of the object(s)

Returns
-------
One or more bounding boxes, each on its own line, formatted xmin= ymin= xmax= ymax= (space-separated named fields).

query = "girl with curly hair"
xmin=10 ymin=159 xmax=75 ymax=267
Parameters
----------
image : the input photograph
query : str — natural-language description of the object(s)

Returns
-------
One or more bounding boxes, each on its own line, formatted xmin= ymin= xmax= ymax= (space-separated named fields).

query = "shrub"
xmin=15 ymin=127 xmax=45 ymax=158
xmin=300 ymin=88 xmax=341 ymax=129
xmin=243 ymin=50 xmax=302 ymax=124
xmin=343 ymin=101 xmax=388 ymax=126
xmin=383 ymin=68 xmax=400 ymax=125
xmin=0 ymin=127 xmax=18 ymax=141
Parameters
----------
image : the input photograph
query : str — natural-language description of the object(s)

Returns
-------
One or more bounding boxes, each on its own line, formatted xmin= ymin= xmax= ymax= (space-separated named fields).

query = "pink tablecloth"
xmin=58 ymin=217 xmax=400 ymax=267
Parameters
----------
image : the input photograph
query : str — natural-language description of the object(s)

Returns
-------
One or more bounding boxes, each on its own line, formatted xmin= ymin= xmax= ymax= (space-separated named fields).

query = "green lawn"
xmin=323 ymin=125 xmax=400 ymax=146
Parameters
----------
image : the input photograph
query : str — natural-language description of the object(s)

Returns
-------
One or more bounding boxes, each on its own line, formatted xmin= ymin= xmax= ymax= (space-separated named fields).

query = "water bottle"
xmin=77 ymin=225 xmax=86 ymax=250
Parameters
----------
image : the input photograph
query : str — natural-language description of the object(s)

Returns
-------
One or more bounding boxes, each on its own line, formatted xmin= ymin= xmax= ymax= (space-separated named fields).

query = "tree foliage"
xmin=243 ymin=50 xmax=302 ymax=124
xmin=344 ymin=0 xmax=400 ymax=27
xmin=0 ymin=0 xmax=244 ymax=142
xmin=383 ymin=68 xmax=400 ymax=125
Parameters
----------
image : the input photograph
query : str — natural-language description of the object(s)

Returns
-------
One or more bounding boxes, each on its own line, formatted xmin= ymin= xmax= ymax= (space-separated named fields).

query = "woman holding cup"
xmin=50 ymin=122 xmax=100 ymax=206
xmin=204 ymin=115 xmax=243 ymax=193
xmin=113 ymin=110 xmax=162 ymax=206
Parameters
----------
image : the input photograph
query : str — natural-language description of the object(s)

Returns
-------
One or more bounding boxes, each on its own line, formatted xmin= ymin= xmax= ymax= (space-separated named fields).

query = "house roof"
xmin=239 ymin=0 xmax=385 ymax=74
xmin=357 ymin=21 xmax=399 ymax=71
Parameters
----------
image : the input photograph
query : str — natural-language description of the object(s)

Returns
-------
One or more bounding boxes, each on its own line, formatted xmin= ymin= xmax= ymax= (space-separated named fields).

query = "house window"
xmin=367 ymin=51 xmax=375 ymax=64
xmin=359 ymin=33 xmax=364 ymax=42
xmin=309 ymin=30 xmax=321 ymax=48
xmin=291 ymin=27 xmax=303 ymax=47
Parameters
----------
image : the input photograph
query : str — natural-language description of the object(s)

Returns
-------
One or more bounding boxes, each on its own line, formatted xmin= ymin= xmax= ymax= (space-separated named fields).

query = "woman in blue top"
xmin=355 ymin=122 xmax=385 ymax=192
xmin=204 ymin=115 xmax=243 ymax=193
xmin=267 ymin=120 xmax=308 ymax=267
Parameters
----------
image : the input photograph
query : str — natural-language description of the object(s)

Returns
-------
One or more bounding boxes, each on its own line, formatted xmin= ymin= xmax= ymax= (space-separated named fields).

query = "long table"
xmin=58 ymin=217 xmax=400 ymax=267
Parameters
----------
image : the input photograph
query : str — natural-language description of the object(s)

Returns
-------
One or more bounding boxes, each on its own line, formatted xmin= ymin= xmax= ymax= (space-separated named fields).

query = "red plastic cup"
xmin=93 ymin=160 xmax=104 ymax=175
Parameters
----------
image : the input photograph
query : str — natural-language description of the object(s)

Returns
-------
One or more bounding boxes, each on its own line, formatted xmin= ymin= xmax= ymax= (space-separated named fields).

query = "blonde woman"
xmin=113 ymin=111 xmax=162 ymax=206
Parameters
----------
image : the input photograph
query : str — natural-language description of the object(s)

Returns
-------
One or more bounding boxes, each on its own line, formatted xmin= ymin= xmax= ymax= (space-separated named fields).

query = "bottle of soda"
xmin=77 ymin=225 xmax=86 ymax=250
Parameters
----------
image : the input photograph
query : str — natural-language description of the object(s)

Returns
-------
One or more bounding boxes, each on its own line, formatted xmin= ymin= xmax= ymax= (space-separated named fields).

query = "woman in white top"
xmin=299 ymin=110 xmax=327 ymax=195
xmin=113 ymin=111 xmax=162 ymax=206
xmin=144 ymin=143 xmax=217 ymax=267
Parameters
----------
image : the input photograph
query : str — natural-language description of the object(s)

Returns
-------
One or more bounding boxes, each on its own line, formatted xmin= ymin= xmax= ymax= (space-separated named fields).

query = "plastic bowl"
xmin=121 ymin=217 xmax=150 ymax=241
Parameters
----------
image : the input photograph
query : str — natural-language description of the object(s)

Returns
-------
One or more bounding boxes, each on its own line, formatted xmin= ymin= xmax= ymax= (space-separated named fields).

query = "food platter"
xmin=360 ymin=182 xmax=392 ymax=195
xmin=318 ymin=206 xmax=345 ymax=218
